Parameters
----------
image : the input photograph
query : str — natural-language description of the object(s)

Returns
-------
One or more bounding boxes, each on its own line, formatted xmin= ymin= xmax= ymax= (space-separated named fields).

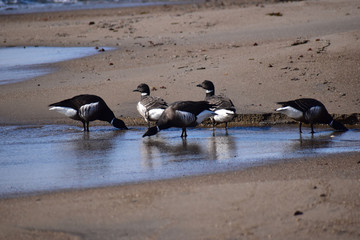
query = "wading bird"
xmin=143 ymin=101 xmax=216 ymax=138
xmin=276 ymin=98 xmax=347 ymax=133
xmin=49 ymin=94 xmax=128 ymax=132
xmin=133 ymin=83 xmax=168 ymax=128
xmin=196 ymin=80 xmax=236 ymax=131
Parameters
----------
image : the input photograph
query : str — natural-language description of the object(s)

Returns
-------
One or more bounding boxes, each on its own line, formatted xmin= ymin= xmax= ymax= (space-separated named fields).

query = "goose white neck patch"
xmin=206 ymin=90 xmax=214 ymax=94
xmin=141 ymin=92 xmax=148 ymax=96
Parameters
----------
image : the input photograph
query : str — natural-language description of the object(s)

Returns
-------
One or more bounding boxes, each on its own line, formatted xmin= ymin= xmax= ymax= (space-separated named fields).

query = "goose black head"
xmin=329 ymin=120 xmax=348 ymax=132
xmin=142 ymin=126 xmax=159 ymax=137
xmin=196 ymin=80 xmax=215 ymax=91
xmin=133 ymin=83 xmax=150 ymax=95
xmin=112 ymin=118 xmax=128 ymax=130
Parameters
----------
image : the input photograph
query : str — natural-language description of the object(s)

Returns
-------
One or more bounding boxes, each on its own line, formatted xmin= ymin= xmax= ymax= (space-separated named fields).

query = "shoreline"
xmin=0 ymin=113 xmax=360 ymax=129
xmin=1 ymin=112 xmax=359 ymax=128
xmin=1 ymin=151 xmax=359 ymax=239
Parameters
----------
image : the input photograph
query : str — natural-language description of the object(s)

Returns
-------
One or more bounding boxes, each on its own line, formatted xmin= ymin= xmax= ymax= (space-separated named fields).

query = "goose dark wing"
xmin=49 ymin=98 xmax=78 ymax=110
xmin=170 ymin=101 xmax=213 ymax=115
xmin=206 ymin=95 xmax=235 ymax=111
xmin=49 ymin=95 xmax=104 ymax=109
xmin=277 ymin=98 xmax=324 ymax=113
xmin=141 ymin=96 xmax=168 ymax=110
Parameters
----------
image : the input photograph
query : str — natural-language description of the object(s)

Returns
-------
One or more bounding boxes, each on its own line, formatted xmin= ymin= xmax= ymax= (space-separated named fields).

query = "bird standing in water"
xmin=143 ymin=101 xmax=216 ymax=138
xmin=49 ymin=94 xmax=128 ymax=132
xmin=133 ymin=83 xmax=168 ymax=128
xmin=276 ymin=98 xmax=347 ymax=133
xmin=196 ymin=80 xmax=236 ymax=132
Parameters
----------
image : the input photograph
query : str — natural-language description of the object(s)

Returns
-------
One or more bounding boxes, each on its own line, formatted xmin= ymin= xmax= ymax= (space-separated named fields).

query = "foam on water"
xmin=0 ymin=125 xmax=359 ymax=198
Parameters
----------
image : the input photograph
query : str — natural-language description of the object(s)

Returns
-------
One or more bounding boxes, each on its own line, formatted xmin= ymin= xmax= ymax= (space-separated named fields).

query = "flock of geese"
xmin=49 ymin=80 xmax=348 ymax=137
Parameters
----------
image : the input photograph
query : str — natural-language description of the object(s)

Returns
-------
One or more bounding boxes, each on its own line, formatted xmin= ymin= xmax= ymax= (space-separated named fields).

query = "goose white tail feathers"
xmin=49 ymin=106 xmax=77 ymax=118
xmin=213 ymin=109 xmax=236 ymax=123
xmin=275 ymin=106 xmax=303 ymax=120
xmin=196 ymin=110 xmax=216 ymax=124
xmin=146 ymin=108 xmax=166 ymax=122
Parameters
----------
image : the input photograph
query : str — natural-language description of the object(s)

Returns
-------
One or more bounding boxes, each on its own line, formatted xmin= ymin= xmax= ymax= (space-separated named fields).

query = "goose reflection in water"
xmin=207 ymin=133 xmax=237 ymax=161
xmin=72 ymin=130 xmax=124 ymax=155
xmin=141 ymin=138 xmax=205 ymax=169
xmin=63 ymin=130 xmax=126 ymax=175
xmin=140 ymin=132 xmax=238 ymax=169
xmin=289 ymin=130 xmax=347 ymax=153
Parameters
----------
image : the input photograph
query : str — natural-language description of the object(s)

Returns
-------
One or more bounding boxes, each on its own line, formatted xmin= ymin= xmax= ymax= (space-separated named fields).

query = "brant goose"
xmin=49 ymin=94 xmax=128 ymax=132
xmin=276 ymin=98 xmax=347 ymax=133
xmin=143 ymin=101 xmax=216 ymax=138
xmin=133 ymin=83 xmax=168 ymax=128
xmin=196 ymin=80 xmax=236 ymax=129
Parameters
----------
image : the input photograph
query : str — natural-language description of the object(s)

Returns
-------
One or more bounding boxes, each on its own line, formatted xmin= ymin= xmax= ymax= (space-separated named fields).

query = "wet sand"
xmin=0 ymin=0 xmax=360 ymax=239
xmin=0 ymin=152 xmax=359 ymax=239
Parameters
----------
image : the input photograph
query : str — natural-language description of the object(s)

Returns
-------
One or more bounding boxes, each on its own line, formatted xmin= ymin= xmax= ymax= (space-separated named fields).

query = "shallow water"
xmin=0 ymin=125 xmax=359 ymax=198
xmin=0 ymin=46 xmax=113 ymax=84
xmin=0 ymin=0 xmax=198 ymax=14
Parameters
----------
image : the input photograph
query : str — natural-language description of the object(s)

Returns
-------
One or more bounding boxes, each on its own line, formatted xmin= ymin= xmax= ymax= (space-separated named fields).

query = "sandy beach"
xmin=0 ymin=0 xmax=359 ymax=239
xmin=0 ymin=152 xmax=359 ymax=240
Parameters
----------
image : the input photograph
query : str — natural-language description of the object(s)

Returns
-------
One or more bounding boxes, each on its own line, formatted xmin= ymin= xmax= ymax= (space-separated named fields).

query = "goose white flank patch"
xmin=276 ymin=98 xmax=348 ymax=133
xmin=142 ymin=101 xmax=216 ymax=138
xmin=133 ymin=83 xmax=168 ymax=128
xmin=49 ymin=94 xmax=128 ymax=132
xmin=196 ymin=80 xmax=236 ymax=130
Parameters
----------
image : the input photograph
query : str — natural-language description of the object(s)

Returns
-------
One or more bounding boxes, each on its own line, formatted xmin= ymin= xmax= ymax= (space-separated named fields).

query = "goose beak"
xmin=133 ymin=89 xmax=139 ymax=92
xmin=196 ymin=84 xmax=203 ymax=88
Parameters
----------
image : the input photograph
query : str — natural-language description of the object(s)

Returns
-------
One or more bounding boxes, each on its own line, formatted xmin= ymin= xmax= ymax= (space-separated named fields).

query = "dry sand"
xmin=0 ymin=0 xmax=359 ymax=239
xmin=0 ymin=0 xmax=359 ymax=125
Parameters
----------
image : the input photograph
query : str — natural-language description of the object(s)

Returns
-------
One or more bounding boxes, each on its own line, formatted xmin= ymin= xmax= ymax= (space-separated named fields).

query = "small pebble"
xmin=294 ymin=211 xmax=303 ymax=216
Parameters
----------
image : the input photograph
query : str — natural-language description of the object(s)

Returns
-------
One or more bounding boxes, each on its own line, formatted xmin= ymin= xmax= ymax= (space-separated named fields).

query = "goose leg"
xmin=82 ymin=121 xmax=86 ymax=132
xmin=181 ymin=128 xmax=187 ymax=138
xmin=310 ymin=124 xmax=315 ymax=134
xmin=299 ymin=122 xmax=303 ymax=133
xmin=211 ymin=118 xmax=215 ymax=131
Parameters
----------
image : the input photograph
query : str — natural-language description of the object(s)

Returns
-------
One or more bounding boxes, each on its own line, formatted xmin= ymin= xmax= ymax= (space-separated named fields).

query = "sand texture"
xmin=0 ymin=0 xmax=359 ymax=239
xmin=0 ymin=0 xmax=359 ymax=126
